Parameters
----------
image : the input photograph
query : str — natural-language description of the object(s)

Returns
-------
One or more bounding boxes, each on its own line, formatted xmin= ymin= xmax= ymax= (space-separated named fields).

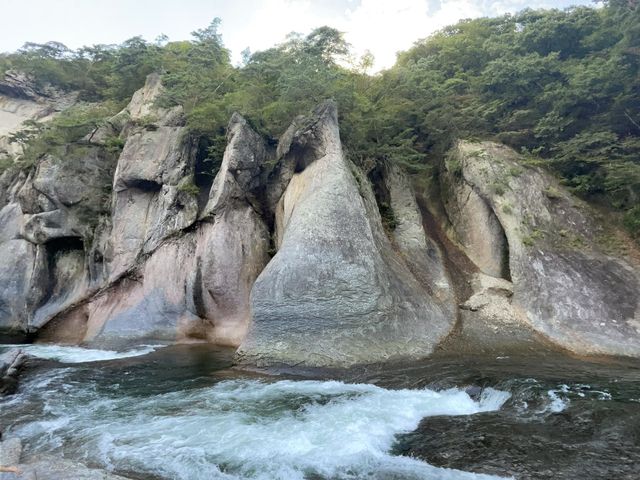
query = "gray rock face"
xmin=442 ymin=140 xmax=640 ymax=357
xmin=107 ymin=76 xmax=197 ymax=280
xmin=86 ymin=113 xmax=269 ymax=345
xmin=0 ymin=454 xmax=131 ymax=480
xmin=0 ymin=203 xmax=24 ymax=244
xmin=0 ymin=145 xmax=116 ymax=333
xmin=0 ymin=72 xmax=117 ymax=334
xmin=239 ymin=101 xmax=454 ymax=367
xmin=453 ymin=272 xmax=543 ymax=354
xmin=0 ymin=73 xmax=194 ymax=337
xmin=518 ymin=249 xmax=640 ymax=356
xmin=0 ymin=241 xmax=37 ymax=332
xmin=190 ymin=208 xmax=269 ymax=345
xmin=2 ymin=68 xmax=639 ymax=365
xmin=30 ymin=249 xmax=87 ymax=330
xmin=107 ymin=183 xmax=198 ymax=279
xmin=191 ymin=113 xmax=270 ymax=345
xmin=381 ymin=161 xmax=455 ymax=315
xmin=18 ymin=147 xmax=114 ymax=244
xmin=114 ymin=127 xmax=187 ymax=188
xmin=203 ymin=112 xmax=267 ymax=215
xmin=84 ymin=237 xmax=200 ymax=343
xmin=0 ymin=169 xmax=27 ymax=210
xmin=0 ymin=437 xmax=22 ymax=467
xmin=41 ymin=112 xmax=270 ymax=346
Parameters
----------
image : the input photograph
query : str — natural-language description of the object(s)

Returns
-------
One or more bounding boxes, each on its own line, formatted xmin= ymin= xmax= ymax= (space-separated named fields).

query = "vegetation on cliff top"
xmin=1 ymin=0 xmax=638 ymax=238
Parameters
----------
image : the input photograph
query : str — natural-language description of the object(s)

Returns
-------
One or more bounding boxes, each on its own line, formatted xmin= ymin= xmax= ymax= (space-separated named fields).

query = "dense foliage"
xmin=1 ymin=0 xmax=638 ymax=237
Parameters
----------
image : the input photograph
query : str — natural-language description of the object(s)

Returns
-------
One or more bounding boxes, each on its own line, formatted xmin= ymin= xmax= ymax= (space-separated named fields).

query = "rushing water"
xmin=1 ymin=344 xmax=639 ymax=479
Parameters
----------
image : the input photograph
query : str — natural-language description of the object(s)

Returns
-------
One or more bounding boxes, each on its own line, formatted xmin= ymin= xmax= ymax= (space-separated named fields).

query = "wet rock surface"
xmin=0 ymin=349 xmax=26 ymax=395
xmin=0 ymin=455 xmax=133 ymax=480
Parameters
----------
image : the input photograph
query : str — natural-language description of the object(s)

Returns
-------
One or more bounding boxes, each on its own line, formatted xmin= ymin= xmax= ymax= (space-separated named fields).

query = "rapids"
xmin=1 ymin=344 xmax=639 ymax=479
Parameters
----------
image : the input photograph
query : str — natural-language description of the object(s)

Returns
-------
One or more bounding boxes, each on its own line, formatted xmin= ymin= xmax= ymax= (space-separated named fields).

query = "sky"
xmin=2 ymin=0 xmax=596 ymax=70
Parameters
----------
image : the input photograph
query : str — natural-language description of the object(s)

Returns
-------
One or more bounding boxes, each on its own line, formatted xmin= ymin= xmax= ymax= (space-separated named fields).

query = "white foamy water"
xmin=1 ymin=344 xmax=163 ymax=363
xmin=7 ymin=375 xmax=513 ymax=480
xmin=546 ymin=388 xmax=569 ymax=413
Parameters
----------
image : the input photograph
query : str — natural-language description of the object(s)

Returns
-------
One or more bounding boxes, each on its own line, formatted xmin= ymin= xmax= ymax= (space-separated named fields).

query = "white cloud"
xmin=342 ymin=0 xmax=431 ymax=70
xmin=221 ymin=0 xmax=322 ymax=62
xmin=223 ymin=0 xmax=490 ymax=71
xmin=222 ymin=0 xmax=585 ymax=72
xmin=2 ymin=0 xmax=596 ymax=71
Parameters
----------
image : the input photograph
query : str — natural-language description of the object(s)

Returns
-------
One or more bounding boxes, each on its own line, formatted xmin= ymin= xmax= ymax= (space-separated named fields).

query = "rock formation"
xmin=0 ymin=71 xmax=639 ymax=366
xmin=0 ymin=449 xmax=132 ymax=480
xmin=239 ymin=101 xmax=454 ymax=366
xmin=0 ymin=348 xmax=26 ymax=396
xmin=440 ymin=141 xmax=640 ymax=356
xmin=0 ymin=74 xmax=269 ymax=345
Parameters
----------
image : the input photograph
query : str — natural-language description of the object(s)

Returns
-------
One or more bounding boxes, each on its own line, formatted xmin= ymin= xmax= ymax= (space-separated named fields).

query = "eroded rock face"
xmin=82 ymin=237 xmax=200 ymax=343
xmin=441 ymin=140 xmax=640 ymax=357
xmin=21 ymin=147 xmax=115 ymax=244
xmin=0 ymin=145 xmax=117 ymax=334
xmin=39 ymin=110 xmax=270 ymax=346
xmin=2 ymin=68 xmax=639 ymax=365
xmin=381 ymin=161 xmax=455 ymax=316
xmin=184 ymin=113 xmax=272 ymax=345
xmin=0 ymin=73 xmax=196 ymax=338
xmin=239 ymin=101 xmax=454 ymax=367
xmin=107 ymin=75 xmax=197 ymax=279
xmin=203 ymin=112 xmax=267 ymax=216
xmin=0 ymin=72 xmax=120 ymax=335
xmin=0 ymin=241 xmax=38 ymax=332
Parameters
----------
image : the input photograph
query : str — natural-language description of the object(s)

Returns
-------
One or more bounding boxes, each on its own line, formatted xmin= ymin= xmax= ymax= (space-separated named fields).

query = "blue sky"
xmin=2 ymin=0 xmax=597 ymax=69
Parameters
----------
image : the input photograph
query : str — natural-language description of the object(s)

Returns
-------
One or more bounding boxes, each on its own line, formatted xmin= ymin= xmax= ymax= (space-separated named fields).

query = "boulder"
xmin=0 ymin=349 xmax=26 ymax=396
xmin=0 ymin=454 xmax=131 ymax=480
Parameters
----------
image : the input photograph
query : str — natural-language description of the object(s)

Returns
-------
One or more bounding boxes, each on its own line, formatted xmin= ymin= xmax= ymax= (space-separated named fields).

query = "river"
xmin=1 ymin=343 xmax=639 ymax=479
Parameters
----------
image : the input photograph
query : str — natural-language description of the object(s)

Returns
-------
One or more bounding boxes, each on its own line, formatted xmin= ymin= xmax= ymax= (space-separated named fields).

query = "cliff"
xmin=0 ymin=74 xmax=638 ymax=367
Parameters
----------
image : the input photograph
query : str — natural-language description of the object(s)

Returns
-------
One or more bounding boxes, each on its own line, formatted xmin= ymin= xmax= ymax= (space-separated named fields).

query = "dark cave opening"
xmin=127 ymin=178 xmax=162 ymax=193
xmin=46 ymin=236 xmax=85 ymax=255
